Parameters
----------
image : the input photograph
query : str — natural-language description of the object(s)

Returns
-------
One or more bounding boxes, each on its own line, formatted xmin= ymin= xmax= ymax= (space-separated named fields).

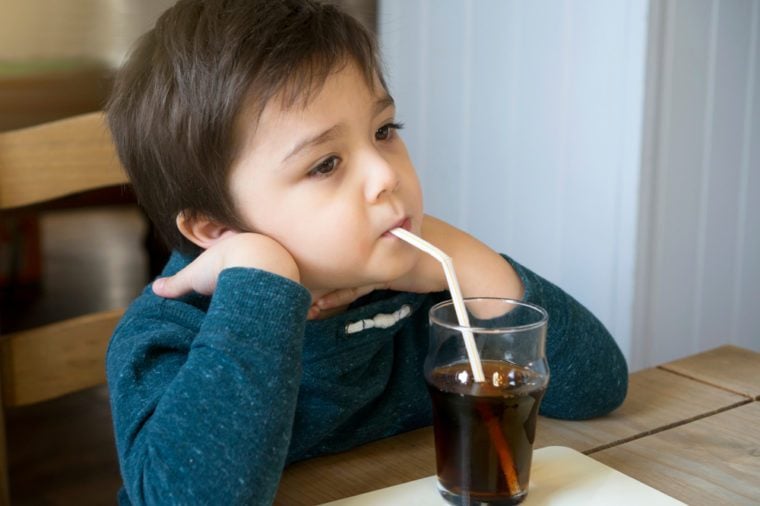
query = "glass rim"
xmin=429 ymin=297 xmax=548 ymax=334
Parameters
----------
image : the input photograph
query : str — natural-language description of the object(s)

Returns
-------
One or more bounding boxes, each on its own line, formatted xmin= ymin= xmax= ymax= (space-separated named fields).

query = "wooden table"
xmin=275 ymin=345 xmax=760 ymax=505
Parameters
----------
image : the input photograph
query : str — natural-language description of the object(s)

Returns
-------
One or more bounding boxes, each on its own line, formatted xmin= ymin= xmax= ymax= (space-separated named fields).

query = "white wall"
xmin=379 ymin=0 xmax=649 ymax=365
xmin=634 ymin=0 xmax=760 ymax=368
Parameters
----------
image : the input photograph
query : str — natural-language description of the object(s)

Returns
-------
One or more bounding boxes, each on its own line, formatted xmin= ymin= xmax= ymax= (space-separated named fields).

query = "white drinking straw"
xmin=391 ymin=228 xmax=486 ymax=382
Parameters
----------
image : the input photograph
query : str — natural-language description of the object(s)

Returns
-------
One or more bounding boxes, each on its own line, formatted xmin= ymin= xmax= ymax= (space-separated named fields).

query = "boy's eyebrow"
xmin=282 ymin=125 xmax=344 ymax=164
xmin=374 ymin=94 xmax=395 ymax=115
xmin=282 ymin=95 xmax=396 ymax=164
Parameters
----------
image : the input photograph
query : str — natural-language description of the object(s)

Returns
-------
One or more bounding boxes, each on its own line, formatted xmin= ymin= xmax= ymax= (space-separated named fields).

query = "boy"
xmin=106 ymin=0 xmax=628 ymax=504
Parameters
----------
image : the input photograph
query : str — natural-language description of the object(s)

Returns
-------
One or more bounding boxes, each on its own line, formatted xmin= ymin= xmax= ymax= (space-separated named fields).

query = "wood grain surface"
xmin=276 ymin=427 xmax=435 ymax=505
xmin=659 ymin=345 xmax=760 ymax=399
xmin=536 ymin=367 xmax=750 ymax=453
xmin=592 ymin=402 xmax=760 ymax=506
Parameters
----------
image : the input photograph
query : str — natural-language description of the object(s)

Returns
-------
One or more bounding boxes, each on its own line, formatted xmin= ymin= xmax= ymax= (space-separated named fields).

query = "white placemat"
xmin=320 ymin=446 xmax=685 ymax=505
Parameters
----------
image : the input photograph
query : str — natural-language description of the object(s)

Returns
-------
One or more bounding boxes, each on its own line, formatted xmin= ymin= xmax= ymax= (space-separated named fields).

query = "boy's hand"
xmin=310 ymin=215 xmax=524 ymax=317
xmin=152 ymin=233 xmax=299 ymax=298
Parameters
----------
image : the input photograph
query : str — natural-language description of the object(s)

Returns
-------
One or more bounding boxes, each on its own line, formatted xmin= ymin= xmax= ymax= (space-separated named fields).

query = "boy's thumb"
xmin=152 ymin=277 xmax=172 ymax=297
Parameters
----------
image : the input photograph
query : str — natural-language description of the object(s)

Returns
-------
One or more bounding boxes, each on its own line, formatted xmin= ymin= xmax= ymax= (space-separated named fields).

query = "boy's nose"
xmin=363 ymin=153 xmax=400 ymax=202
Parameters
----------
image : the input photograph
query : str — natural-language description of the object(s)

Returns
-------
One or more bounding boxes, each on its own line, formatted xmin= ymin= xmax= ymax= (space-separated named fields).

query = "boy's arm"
xmin=432 ymin=216 xmax=628 ymax=419
xmin=425 ymin=217 xmax=628 ymax=419
xmin=108 ymin=267 xmax=311 ymax=505
xmin=504 ymin=255 xmax=628 ymax=419
xmin=315 ymin=215 xmax=627 ymax=420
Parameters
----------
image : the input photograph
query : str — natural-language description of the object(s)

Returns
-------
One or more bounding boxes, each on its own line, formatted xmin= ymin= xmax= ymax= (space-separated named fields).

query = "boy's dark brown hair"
xmin=107 ymin=0 xmax=386 ymax=253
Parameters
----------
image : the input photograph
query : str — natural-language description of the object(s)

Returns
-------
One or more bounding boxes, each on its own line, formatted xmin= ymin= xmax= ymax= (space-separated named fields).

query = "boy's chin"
xmin=374 ymin=256 xmax=418 ymax=282
xmin=304 ymin=254 xmax=419 ymax=294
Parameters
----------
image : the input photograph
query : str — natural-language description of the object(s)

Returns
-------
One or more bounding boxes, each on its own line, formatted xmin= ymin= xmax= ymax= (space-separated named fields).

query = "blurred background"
xmin=0 ymin=0 xmax=757 ymax=503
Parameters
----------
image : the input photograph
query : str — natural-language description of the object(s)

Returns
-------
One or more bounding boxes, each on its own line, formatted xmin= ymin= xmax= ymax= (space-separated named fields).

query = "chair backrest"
xmin=0 ymin=112 xmax=129 ymax=503
xmin=0 ymin=111 xmax=126 ymax=209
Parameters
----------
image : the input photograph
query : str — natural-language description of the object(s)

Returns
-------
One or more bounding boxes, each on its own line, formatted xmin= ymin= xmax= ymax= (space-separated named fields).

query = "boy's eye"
xmin=307 ymin=156 xmax=340 ymax=178
xmin=375 ymin=122 xmax=404 ymax=141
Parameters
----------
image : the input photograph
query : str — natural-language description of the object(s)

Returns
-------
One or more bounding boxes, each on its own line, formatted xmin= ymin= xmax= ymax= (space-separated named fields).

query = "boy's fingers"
xmin=307 ymin=305 xmax=320 ymax=320
xmin=317 ymin=284 xmax=380 ymax=309
xmin=316 ymin=288 xmax=354 ymax=309
xmin=152 ymin=277 xmax=172 ymax=298
xmin=152 ymin=275 xmax=189 ymax=298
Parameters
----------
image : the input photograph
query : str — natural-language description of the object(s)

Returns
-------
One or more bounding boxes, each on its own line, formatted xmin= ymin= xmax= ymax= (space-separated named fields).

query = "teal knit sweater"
xmin=107 ymin=252 xmax=627 ymax=505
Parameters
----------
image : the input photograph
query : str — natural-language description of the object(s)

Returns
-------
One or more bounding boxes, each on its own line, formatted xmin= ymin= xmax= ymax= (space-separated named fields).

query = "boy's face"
xmin=228 ymin=63 xmax=423 ymax=291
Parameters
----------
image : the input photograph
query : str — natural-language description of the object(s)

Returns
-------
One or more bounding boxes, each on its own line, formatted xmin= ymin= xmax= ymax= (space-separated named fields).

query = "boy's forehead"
xmin=277 ymin=61 xmax=387 ymax=113
xmin=235 ymin=63 xmax=393 ymax=157
xmin=241 ymin=62 xmax=390 ymax=135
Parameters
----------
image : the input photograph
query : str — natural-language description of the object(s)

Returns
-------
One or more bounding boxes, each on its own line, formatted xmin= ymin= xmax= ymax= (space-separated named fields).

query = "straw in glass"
xmin=390 ymin=227 xmax=485 ymax=383
xmin=391 ymin=227 xmax=521 ymax=494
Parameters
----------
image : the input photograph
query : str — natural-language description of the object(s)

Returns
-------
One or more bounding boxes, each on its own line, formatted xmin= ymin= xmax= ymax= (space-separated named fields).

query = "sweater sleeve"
xmin=505 ymin=255 xmax=628 ymax=420
xmin=107 ymin=268 xmax=312 ymax=505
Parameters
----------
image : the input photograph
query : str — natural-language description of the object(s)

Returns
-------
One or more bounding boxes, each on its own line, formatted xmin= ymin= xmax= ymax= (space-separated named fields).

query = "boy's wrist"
xmin=422 ymin=216 xmax=523 ymax=300
xmin=457 ymin=249 xmax=524 ymax=300
xmin=221 ymin=233 xmax=301 ymax=284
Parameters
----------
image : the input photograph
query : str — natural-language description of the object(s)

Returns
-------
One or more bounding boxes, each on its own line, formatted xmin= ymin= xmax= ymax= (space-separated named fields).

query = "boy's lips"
xmin=383 ymin=217 xmax=411 ymax=237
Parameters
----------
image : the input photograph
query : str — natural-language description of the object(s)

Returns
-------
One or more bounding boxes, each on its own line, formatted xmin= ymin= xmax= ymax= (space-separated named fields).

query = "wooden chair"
xmin=0 ymin=112 xmax=129 ymax=504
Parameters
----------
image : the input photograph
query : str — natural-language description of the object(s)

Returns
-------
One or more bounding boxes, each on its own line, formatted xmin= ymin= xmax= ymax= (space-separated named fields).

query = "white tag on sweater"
xmin=345 ymin=305 xmax=412 ymax=335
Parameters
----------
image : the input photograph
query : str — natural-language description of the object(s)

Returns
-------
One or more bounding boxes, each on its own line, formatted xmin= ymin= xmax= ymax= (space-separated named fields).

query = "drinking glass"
xmin=425 ymin=298 xmax=549 ymax=505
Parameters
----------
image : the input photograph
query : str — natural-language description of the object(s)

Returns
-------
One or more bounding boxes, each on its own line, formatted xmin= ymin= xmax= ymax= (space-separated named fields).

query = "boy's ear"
xmin=176 ymin=211 xmax=237 ymax=249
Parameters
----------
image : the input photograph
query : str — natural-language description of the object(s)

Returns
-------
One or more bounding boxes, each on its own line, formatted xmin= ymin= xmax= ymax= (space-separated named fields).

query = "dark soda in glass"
xmin=427 ymin=359 xmax=546 ymax=506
